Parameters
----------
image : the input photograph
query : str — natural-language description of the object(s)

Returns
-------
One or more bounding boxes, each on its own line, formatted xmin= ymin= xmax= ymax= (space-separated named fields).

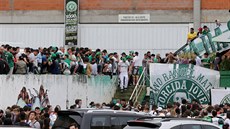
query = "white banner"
xmin=211 ymin=89 xmax=230 ymax=105
xmin=149 ymin=64 xmax=220 ymax=107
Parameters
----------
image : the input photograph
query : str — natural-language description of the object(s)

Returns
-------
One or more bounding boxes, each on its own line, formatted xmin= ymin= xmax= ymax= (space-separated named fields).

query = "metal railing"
xmin=129 ymin=67 xmax=146 ymax=105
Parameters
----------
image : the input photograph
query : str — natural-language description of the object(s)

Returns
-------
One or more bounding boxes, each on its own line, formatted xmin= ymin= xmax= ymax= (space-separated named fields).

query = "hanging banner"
xmin=65 ymin=0 xmax=78 ymax=45
xmin=211 ymin=89 xmax=230 ymax=105
xmin=149 ymin=64 xmax=220 ymax=108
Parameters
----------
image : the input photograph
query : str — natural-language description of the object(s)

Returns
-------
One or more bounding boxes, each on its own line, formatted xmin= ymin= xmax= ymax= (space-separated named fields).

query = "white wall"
xmin=0 ymin=23 xmax=225 ymax=55
xmin=0 ymin=24 xmax=65 ymax=48
xmin=79 ymin=24 xmax=189 ymax=57
xmin=0 ymin=75 xmax=117 ymax=110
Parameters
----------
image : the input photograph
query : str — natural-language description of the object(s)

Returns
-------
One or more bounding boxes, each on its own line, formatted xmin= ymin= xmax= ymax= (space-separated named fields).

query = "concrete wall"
xmin=0 ymin=10 xmax=229 ymax=23
xmin=0 ymin=75 xmax=117 ymax=110
xmin=0 ymin=11 xmax=64 ymax=23
xmin=0 ymin=0 xmax=229 ymax=23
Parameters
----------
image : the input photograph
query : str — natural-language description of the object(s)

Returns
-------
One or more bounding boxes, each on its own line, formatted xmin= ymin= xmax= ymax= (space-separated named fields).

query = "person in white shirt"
xmin=211 ymin=110 xmax=219 ymax=126
xmin=195 ymin=54 xmax=202 ymax=66
xmin=215 ymin=19 xmax=221 ymax=28
xmin=57 ymin=47 xmax=65 ymax=55
xmin=118 ymin=57 xmax=130 ymax=92
xmin=91 ymin=58 xmax=98 ymax=76
xmin=156 ymin=107 xmax=165 ymax=117
xmin=132 ymin=52 xmax=142 ymax=85
xmin=28 ymin=50 xmax=36 ymax=73
xmin=15 ymin=47 xmax=22 ymax=60
xmin=28 ymin=111 xmax=40 ymax=129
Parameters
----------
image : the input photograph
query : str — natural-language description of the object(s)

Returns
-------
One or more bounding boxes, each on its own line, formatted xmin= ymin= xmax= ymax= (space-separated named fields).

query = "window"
xmin=90 ymin=115 xmax=140 ymax=129
xmin=182 ymin=125 xmax=201 ymax=129
xmin=171 ymin=125 xmax=181 ymax=129
xmin=91 ymin=116 xmax=111 ymax=129
xmin=111 ymin=117 xmax=120 ymax=129
xmin=118 ymin=117 xmax=139 ymax=129
xmin=202 ymin=125 xmax=219 ymax=129
xmin=111 ymin=116 xmax=138 ymax=129
xmin=53 ymin=115 xmax=78 ymax=129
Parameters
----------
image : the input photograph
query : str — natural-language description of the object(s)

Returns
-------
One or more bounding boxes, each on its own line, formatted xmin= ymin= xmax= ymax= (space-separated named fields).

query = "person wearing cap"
xmin=118 ymin=56 xmax=130 ymax=92
xmin=63 ymin=54 xmax=71 ymax=75
xmin=48 ymin=53 xmax=61 ymax=74
xmin=197 ymin=27 xmax=203 ymax=38
xmin=157 ymin=107 xmax=165 ymax=117
xmin=129 ymin=51 xmax=135 ymax=57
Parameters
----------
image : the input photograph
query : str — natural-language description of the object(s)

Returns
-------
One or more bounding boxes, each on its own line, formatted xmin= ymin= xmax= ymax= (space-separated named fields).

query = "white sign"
xmin=211 ymin=89 xmax=230 ymax=105
xmin=118 ymin=14 xmax=150 ymax=23
xmin=149 ymin=64 xmax=220 ymax=107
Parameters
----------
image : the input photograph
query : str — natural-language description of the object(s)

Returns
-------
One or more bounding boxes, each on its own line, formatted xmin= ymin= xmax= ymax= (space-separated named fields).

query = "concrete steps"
xmin=113 ymin=86 xmax=135 ymax=101
xmin=113 ymin=85 xmax=147 ymax=103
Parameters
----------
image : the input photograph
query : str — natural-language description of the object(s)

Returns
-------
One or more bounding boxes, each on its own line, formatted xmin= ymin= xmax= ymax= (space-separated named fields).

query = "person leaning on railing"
xmin=187 ymin=28 xmax=197 ymax=45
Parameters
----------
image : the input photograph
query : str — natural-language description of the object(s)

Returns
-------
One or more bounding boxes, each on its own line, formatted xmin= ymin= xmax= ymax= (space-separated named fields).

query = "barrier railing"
xmin=129 ymin=67 xmax=146 ymax=105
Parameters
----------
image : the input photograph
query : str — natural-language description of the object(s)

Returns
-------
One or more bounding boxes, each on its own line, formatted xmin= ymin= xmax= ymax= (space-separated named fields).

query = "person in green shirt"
xmin=202 ymin=110 xmax=212 ymax=122
xmin=62 ymin=54 xmax=71 ymax=75
xmin=202 ymin=53 xmax=210 ymax=69
xmin=5 ymin=46 xmax=14 ymax=74
xmin=202 ymin=25 xmax=210 ymax=35
xmin=88 ymin=54 xmax=93 ymax=63
xmin=151 ymin=54 xmax=158 ymax=63
xmin=64 ymin=54 xmax=71 ymax=68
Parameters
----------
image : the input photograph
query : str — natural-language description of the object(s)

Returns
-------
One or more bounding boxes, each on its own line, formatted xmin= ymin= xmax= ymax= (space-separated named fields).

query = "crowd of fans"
xmin=0 ymin=42 xmax=229 ymax=93
xmin=0 ymin=43 xmax=227 ymax=76
xmin=0 ymin=45 xmax=229 ymax=92
xmin=2 ymin=43 xmax=228 ymax=92
xmin=0 ymin=99 xmax=230 ymax=129
xmin=0 ymin=104 xmax=59 ymax=129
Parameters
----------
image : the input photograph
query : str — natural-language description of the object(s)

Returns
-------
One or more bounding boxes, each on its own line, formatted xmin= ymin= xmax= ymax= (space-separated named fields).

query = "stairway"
xmin=113 ymin=86 xmax=135 ymax=101
xmin=176 ymin=20 xmax=230 ymax=56
xmin=113 ymin=85 xmax=147 ymax=104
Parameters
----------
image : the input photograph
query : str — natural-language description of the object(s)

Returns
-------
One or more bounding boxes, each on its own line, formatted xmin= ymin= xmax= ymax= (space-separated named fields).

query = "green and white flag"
xmin=212 ymin=31 xmax=230 ymax=43
xmin=211 ymin=89 xmax=230 ymax=105
xmin=149 ymin=64 xmax=220 ymax=108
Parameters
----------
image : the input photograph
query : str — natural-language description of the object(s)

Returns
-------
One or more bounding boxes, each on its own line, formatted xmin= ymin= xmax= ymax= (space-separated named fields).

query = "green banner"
xmin=149 ymin=64 xmax=220 ymax=108
xmin=65 ymin=0 xmax=78 ymax=45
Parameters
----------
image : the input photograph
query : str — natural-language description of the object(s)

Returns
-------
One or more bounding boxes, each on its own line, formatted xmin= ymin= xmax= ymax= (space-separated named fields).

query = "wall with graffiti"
xmin=0 ymin=75 xmax=117 ymax=110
